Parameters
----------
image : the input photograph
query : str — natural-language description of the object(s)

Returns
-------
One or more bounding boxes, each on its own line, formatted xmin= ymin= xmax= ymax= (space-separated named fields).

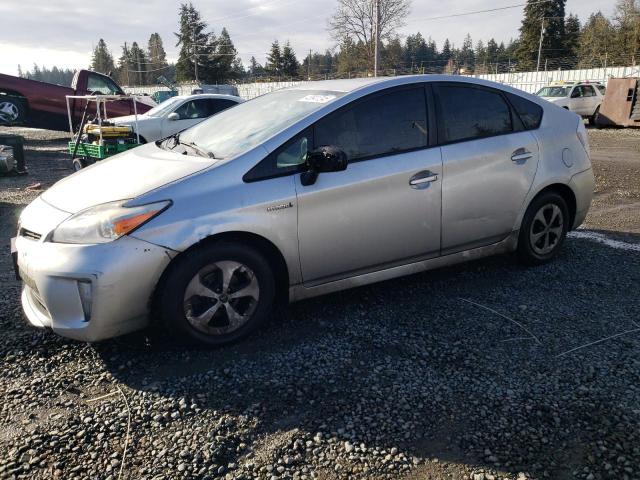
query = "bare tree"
xmin=328 ymin=0 xmax=411 ymax=66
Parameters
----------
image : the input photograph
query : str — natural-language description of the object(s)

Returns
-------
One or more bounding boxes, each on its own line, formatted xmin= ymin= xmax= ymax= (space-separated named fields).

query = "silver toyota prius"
xmin=13 ymin=75 xmax=594 ymax=346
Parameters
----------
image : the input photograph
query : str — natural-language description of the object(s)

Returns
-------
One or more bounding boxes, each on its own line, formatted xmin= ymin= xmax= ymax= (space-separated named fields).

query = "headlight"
xmin=50 ymin=200 xmax=170 ymax=244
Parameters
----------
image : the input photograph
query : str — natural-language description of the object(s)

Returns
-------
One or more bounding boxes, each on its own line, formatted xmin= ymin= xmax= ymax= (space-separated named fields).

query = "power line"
xmin=405 ymin=0 xmax=553 ymax=24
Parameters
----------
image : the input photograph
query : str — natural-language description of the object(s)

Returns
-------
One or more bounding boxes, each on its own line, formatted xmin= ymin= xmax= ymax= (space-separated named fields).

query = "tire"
xmin=517 ymin=192 xmax=569 ymax=266
xmin=71 ymin=157 xmax=91 ymax=171
xmin=589 ymin=106 xmax=600 ymax=126
xmin=72 ymin=158 xmax=85 ymax=171
xmin=157 ymin=242 xmax=276 ymax=346
xmin=0 ymin=95 xmax=26 ymax=124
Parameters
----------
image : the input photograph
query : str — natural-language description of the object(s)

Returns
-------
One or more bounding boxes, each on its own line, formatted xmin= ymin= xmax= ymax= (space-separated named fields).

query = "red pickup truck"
xmin=0 ymin=69 xmax=155 ymax=131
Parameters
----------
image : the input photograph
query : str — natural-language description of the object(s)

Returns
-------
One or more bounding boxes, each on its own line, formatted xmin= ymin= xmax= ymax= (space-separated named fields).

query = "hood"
xmin=111 ymin=114 xmax=149 ymax=124
xmin=42 ymin=143 xmax=215 ymax=213
xmin=133 ymin=95 xmax=157 ymax=108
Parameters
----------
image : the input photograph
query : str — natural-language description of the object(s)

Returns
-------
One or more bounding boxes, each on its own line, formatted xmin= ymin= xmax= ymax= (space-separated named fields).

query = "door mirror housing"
xmin=167 ymin=112 xmax=180 ymax=121
xmin=570 ymin=89 xmax=580 ymax=98
xmin=301 ymin=146 xmax=348 ymax=186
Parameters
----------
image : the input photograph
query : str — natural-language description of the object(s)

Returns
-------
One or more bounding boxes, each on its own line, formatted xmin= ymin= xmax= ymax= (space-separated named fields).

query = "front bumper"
xmin=15 ymin=233 xmax=173 ymax=342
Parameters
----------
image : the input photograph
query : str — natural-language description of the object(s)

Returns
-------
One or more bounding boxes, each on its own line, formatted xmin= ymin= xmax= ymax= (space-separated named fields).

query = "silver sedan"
xmin=13 ymin=75 xmax=594 ymax=345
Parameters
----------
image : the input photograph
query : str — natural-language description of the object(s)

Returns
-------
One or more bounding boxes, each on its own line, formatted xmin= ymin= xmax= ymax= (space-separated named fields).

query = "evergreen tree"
xmin=116 ymin=43 xmax=131 ymax=85
xmin=175 ymin=3 xmax=210 ymax=82
xmin=147 ymin=33 xmax=168 ymax=83
xmin=460 ymin=33 xmax=475 ymax=72
xmin=563 ymin=14 xmax=581 ymax=66
xmin=336 ymin=37 xmax=364 ymax=76
xmin=90 ymin=39 xmax=116 ymax=75
xmin=383 ymin=37 xmax=404 ymax=72
xmin=281 ymin=41 xmax=299 ymax=78
xmin=613 ymin=0 xmax=640 ymax=62
xmin=475 ymin=40 xmax=488 ymax=73
xmin=128 ymin=42 xmax=148 ymax=85
xmin=440 ymin=39 xmax=453 ymax=70
xmin=405 ymin=33 xmax=428 ymax=72
xmin=248 ymin=56 xmax=265 ymax=77
xmin=208 ymin=27 xmax=239 ymax=82
xmin=515 ymin=0 xmax=567 ymax=70
xmin=17 ymin=65 xmax=23 ymax=78
xmin=23 ymin=65 xmax=76 ymax=85
xmin=265 ymin=40 xmax=283 ymax=77
xmin=578 ymin=12 xmax=617 ymax=66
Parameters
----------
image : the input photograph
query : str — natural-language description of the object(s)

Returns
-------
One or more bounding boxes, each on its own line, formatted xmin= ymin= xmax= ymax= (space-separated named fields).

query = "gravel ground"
xmin=0 ymin=126 xmax=639 ymax=480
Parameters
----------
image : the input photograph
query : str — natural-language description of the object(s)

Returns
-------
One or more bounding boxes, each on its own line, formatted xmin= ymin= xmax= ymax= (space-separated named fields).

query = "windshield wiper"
xmin=160 ymin=133 xmax=216 ymax=159
xmin=181 ymin=141 xmax=216 ymax=159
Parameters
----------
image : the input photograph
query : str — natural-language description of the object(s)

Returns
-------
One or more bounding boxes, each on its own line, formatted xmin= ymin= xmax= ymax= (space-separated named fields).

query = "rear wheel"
xmin=0 ymin=96 xmax=26 ymax=124
xmin=158 ymin=243 xmax=276 ymax=346
xmin=517 ymin=192 xmax=569 ymax=265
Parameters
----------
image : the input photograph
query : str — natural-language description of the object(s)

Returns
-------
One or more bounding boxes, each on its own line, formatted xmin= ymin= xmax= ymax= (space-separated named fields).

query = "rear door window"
xmin=435 ymin=84 xmax=513 ymax=143
xmin=314 ymin=86 xmax=428 ymax=161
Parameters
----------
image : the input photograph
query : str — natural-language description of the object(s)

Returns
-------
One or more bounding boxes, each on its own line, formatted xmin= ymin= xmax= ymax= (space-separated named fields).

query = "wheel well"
xmin=533 ymin=184 xmax=577 ymax=230
xmin=0 ymin=90 xmax=28 ymax=108
xmin=153 ymin=232 xmax=290 ymax=311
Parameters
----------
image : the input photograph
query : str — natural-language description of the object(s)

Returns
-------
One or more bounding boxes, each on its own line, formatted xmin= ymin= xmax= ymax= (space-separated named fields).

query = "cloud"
xmin=0 ymin=0 xmax=616 ymax=76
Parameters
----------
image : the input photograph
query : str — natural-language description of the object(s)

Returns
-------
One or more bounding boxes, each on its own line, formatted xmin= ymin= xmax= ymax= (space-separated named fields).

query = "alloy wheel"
xmin=183 ymin=260 xmax=260 ymax=336
xmin=0 ymin=102 xmax=19 ymax=123
xmin=529 ymin=203 xmax=564 ymax=255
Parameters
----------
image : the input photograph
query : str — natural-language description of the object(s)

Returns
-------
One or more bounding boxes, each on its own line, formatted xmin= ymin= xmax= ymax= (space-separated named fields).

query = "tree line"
xmin=18 ymin=0 xmax=640 ymax=86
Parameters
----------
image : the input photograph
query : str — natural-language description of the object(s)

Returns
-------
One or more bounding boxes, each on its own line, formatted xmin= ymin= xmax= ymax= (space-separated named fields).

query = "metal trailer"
xmin=596 ymin=78 xmax=640 ymax=128
xmin=65 ymin=94 xmax=142 ymax=171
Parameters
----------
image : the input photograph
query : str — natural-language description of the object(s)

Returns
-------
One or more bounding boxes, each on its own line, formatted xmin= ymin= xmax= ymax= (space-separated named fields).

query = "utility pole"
xmin=536 ymin=17 xmax=545 ymax=72
xmin=308 ymin=49 xmax=312 ymax=80
xmin=192 ymin=31 xmax=199 ymax=83
xmin=373 ymin=0 xmax=380 ymax=77
xmin=124 ymin=42 xmax=130 ymax=86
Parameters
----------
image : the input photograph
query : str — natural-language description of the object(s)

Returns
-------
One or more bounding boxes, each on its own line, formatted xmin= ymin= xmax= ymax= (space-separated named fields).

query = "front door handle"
xmin=409 ymin=170 xmax=438 ymax=187
xmin=511 ymin=149 xmax=533 ymax=162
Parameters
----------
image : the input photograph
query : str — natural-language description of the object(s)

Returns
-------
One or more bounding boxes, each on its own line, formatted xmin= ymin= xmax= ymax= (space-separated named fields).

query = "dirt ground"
xmin=0 ymin=126 xmax=639 ymax=480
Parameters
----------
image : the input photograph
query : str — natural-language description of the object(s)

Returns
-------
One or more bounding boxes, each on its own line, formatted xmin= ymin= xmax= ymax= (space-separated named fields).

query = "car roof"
xmin=173 ymin=93 xmax=243 ymax=101
xmin=286 ymin=74 xmax=530 ymax=94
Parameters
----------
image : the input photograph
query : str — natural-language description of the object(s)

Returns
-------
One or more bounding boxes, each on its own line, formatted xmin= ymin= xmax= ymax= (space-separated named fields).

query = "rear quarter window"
xmin=506 ymin=93 xmax=543 ymax=130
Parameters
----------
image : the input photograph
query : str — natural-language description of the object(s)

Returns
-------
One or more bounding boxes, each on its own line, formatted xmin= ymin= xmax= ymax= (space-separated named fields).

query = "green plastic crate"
xmin=68 ymin=141 xmax=139 ymax=159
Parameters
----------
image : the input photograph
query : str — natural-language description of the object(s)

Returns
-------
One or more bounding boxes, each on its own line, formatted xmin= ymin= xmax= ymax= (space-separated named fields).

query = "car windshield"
xmin=146 ymin=97 xmax=184 ymax=117
xmin=177 ymin=89 xmax=344 ymax=159
xmin=536 ymin=86 xmax=570 ymax=98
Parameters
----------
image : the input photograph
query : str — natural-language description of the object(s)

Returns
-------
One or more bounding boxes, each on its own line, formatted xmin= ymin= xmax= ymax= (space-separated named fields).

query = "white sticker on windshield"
xmin=298 ymin=94 xmax=336 ymax=103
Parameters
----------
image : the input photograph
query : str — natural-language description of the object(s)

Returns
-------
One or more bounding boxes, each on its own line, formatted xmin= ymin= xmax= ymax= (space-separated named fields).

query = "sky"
xmin=0 ymin=0 xmax=617 ymax=78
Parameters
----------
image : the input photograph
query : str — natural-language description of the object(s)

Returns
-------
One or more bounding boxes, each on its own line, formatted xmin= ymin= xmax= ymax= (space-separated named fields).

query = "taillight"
xmin=576 ymin=120 xmax=590 ymax=158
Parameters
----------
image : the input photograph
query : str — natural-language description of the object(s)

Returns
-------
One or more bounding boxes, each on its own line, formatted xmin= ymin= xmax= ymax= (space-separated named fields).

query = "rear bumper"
xmin=16 ymin=234 xmax=174 ymax=342
xmin=570 ymin=168 xmax=595 ymax=229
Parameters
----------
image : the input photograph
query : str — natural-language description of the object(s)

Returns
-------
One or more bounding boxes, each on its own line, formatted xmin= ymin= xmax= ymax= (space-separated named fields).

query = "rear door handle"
xmin=511 ymin=149 xmax=533 ymax=162
xmin=409 ymin=170 xmax=438 ymax=187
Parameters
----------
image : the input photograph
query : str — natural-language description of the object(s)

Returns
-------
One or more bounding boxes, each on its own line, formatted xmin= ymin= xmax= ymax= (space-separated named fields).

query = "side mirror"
xmin=301 ymin=146 xmax=348 ymax=186
xmin=570 ymin=89 xmax=580 ymax=98
xmin=167 ymin=112 xmax=180 ymax=121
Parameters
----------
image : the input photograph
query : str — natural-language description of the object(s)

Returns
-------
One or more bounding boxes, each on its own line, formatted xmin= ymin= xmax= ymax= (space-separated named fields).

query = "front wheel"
xmin=517 ymin=192 xmax=569 ymax=266
xmin=589 ymin=106 xmax=600 ymax=126
xmin=0 ymin=96 xmax=26 ymax=124
xmin=158 ymin=243 xmax=276 ymax=346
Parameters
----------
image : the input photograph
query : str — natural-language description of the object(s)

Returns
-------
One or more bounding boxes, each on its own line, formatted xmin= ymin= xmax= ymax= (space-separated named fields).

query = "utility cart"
xmin=66 ymin=94 xmax=142 ymax=171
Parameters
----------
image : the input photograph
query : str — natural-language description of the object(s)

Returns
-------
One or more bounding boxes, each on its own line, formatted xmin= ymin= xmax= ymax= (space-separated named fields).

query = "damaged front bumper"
xmin=15 ymin=231 xmax=174 ymax=342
